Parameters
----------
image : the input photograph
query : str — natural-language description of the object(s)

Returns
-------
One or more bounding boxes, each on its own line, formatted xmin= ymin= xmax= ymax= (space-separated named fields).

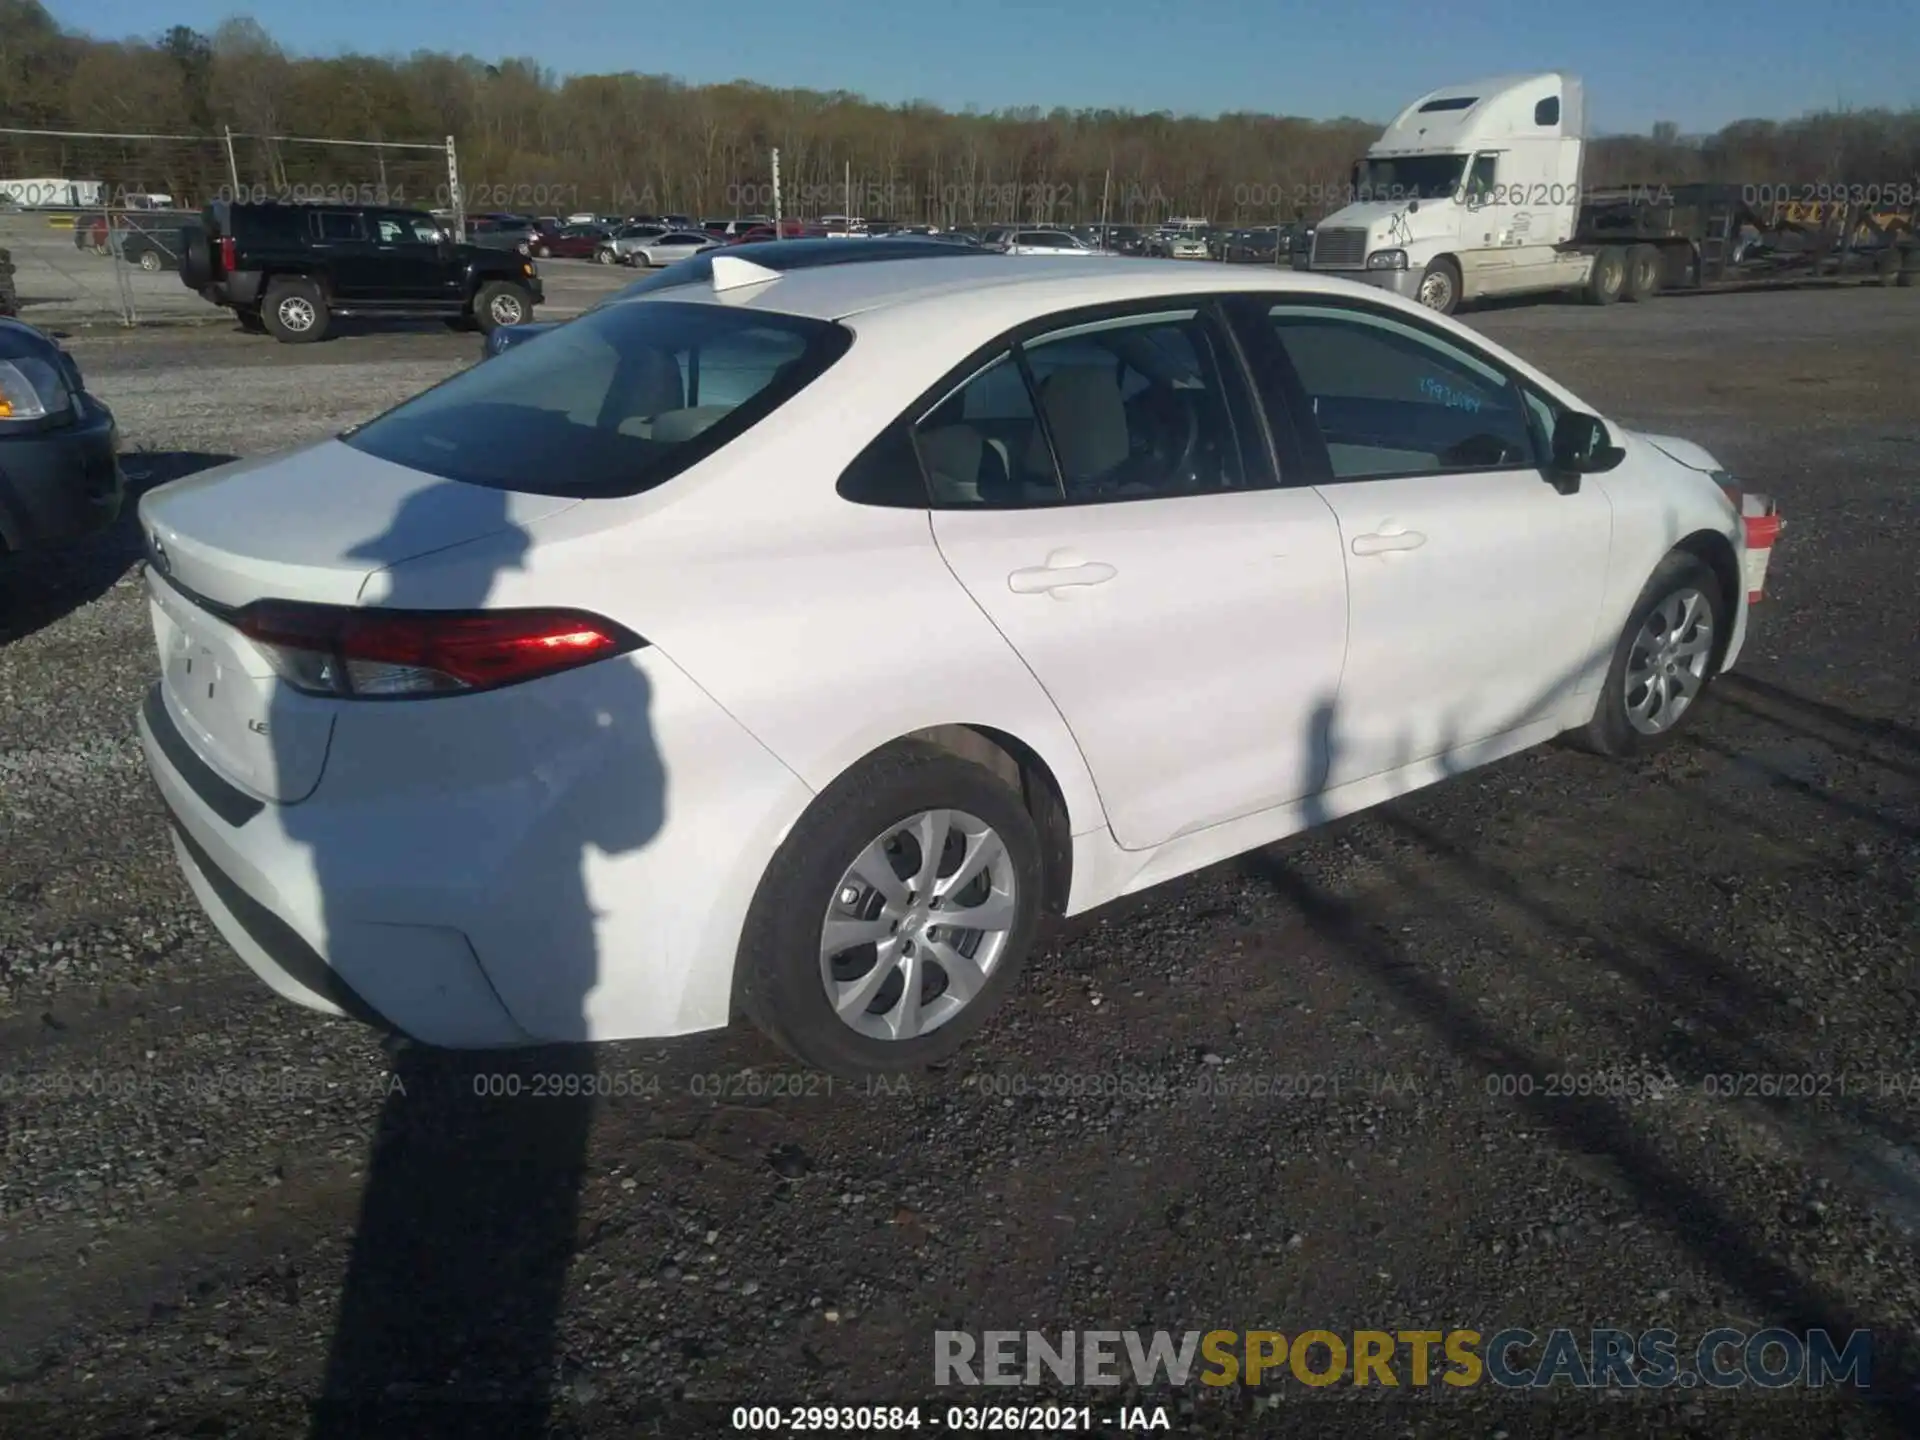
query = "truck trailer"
xmin=1306 ymin=73 xmax=1918 ymax=312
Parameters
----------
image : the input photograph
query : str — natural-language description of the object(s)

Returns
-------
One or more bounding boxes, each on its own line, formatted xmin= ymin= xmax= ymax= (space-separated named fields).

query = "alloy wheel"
xmin=819 ymin=808 xmax=1019 ymax=1042
xmin=1625 ymin=587 xmax=1714 ymax=734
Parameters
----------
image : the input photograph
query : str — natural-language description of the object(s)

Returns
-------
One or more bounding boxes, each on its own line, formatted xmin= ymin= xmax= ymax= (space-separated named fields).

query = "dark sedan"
xmin=0 ymin=318 xmax=121 ymax=555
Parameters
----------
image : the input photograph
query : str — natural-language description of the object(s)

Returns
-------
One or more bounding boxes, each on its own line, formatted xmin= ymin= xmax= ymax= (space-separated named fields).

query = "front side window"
xmin=1264 ymin=304 xmax=1536 ymax=479
xmin=343 ymin=300 xmax=851 ymax=498
xmin=374 ymin=216 xmax=436 ymax=244
xmin=911 ymin=308 xmax=1256 ymax=507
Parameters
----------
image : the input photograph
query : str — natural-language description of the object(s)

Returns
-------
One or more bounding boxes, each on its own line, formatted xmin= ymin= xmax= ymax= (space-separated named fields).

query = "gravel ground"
xmin=0 ymin=287 xmax=1916 ymax=1439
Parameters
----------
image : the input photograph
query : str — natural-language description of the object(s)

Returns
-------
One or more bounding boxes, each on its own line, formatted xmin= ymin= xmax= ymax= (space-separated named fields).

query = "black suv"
xmin=179 ymin=201 xmax=544 ymax=343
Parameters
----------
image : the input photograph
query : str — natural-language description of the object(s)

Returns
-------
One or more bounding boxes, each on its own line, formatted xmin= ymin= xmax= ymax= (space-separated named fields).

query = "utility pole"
xmin=771 ymin=148 xmax=782 ymax=237
xmin=445 ymin=135 xmax=465 ymax=236
xmin=1099 ymin=168 xmax=1111 ymax=249
xmin=222 ymin=125 xmax=240 ymax=199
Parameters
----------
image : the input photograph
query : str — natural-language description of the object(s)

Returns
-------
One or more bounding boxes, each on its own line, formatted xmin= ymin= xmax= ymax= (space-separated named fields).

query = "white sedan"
xmin=1002 ymin=228 xmax=1099 ymax=256
xmin=135 ymin=253 xmax=1779 ymax=1075
xmin=624 ymin=230 xmax=719 ymax=267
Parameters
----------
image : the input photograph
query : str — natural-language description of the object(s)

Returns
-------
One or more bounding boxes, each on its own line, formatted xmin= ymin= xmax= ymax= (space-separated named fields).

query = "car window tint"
xmin=915 ymin=353 xmax=1056 ymax=506
xmin=1266 ymin=305 xmax=1535 ymax=478
xmin=915 ymin=310 xmax=1250 ymax=508
xmin=315 ymin=211 xmax=363 ymax=242
xmin=343 ymin=301 xmax=849 ymax=498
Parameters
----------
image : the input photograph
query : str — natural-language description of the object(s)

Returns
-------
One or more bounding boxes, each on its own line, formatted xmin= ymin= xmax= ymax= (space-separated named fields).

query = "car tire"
xmin=473 ymin=281 xmax=531 ymax=333
xmin=1574 ymin=551 xmax=1727 ymax=758
xmin=261 ymin=278 xmax=329 ymax=343
xmin=1623 ymin=244 xmax=1662 ymax=301
xmin=736 ymin=741 xmax=1045 ymax=1077
xmin=1585 ymin=246 xmax=1627 ymax=304
xmin=1416 ymin=257 xmax=1463 ymax=314
xmin=137 ymin=250 xmax=163 ymax=272
xmin=595 ymin=246 xmax=615 ymax=265
xmin=534 ymin=243 xmax=550 ymax=258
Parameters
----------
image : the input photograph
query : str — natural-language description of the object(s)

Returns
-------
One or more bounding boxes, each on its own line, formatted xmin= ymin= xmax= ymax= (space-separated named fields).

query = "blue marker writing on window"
xmin=1418 ymin=375 xmax=1484 ymax=412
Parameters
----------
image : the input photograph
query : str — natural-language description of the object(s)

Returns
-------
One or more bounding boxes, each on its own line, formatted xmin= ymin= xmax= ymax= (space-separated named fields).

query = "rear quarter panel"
xmin=372 ymin=314 xmax=1109 ymax=845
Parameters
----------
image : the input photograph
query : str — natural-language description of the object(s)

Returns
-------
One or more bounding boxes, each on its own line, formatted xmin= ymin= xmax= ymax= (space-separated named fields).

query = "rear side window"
xmin=342 ymin=300 xmax=852 ymax=498
xmin=911 ymin=308 xmax=1260 ymax=507
xmin=314 ymin=211 xmax=364 ymax=242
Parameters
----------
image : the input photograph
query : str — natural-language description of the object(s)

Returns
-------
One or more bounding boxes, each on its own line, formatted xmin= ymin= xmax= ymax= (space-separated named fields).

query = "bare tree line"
xmin=5 ymin=1 xmax=1919 ymax=224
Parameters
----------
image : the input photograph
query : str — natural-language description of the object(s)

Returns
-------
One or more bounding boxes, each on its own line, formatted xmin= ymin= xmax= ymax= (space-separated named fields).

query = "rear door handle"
xmin=1008 ymin=550 xmax=1118 ymax=595
xmin=1351 ymin=528 xmax=1427 ymax=556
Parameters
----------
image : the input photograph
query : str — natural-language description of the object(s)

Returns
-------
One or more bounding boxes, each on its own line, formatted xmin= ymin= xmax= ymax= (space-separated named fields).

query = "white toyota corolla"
xmin=135 ymin=251 xmax=1780 ymax=1075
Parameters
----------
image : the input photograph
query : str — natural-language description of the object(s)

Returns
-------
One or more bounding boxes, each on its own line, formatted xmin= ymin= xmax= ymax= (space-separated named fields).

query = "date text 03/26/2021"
xmin=729 ymin=1405 xmax=1172 ymax=1432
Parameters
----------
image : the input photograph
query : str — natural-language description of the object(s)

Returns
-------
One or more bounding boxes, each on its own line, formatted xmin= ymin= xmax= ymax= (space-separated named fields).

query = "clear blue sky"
xmin=61 ymin=0 xmax=1920 ymax=134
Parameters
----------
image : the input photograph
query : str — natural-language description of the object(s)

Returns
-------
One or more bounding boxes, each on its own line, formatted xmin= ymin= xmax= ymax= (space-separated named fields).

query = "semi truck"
xmin=1305 ymin=72 xmax=1918 ymax=313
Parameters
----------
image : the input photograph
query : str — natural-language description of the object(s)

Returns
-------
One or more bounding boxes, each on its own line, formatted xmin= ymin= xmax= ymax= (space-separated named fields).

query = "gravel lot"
xmin=1 ymin=288 xmax=1917 ymax=1438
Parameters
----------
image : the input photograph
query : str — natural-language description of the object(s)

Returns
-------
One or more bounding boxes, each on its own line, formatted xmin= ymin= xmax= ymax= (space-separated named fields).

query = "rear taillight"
xmin=217 ymin=235 xmax=236 ymax=274
xmin=231 ymin=601 xmax=645 ymax=698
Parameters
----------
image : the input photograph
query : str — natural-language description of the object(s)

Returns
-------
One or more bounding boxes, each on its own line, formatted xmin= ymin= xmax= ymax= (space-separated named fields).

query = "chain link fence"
xmin=0 ymin=127 xmax=457 ymax=327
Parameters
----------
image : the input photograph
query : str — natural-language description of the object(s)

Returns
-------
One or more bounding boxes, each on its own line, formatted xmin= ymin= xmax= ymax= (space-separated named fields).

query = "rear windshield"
xmin=342 ymin=301 xmax=851 ymax=497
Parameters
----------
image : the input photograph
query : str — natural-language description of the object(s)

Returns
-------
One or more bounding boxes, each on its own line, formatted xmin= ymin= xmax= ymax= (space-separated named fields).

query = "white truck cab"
xmin=1309 ymin=73 xmax=1605 ymax=312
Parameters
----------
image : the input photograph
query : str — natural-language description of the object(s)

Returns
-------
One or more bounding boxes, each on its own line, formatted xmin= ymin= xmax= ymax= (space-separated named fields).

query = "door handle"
xmin=1008 ymin=550 xmax=1118 ymax=595
xmin=1351 ymin=528 xmax=1427 ymax=556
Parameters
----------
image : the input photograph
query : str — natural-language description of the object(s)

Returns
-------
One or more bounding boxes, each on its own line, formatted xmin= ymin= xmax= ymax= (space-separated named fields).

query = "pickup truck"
xmin=179 ymin=200 xmax=543 ymax=342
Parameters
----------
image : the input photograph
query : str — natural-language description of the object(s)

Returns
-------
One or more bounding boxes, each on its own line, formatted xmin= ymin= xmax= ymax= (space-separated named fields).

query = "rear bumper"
xmin=0 ymin=398 xmax=122 ymax=551
xmin=199 ymin=270 xmax=264 ymax=310
xmin=135 ymin=647 xmax=814 ymax=1049
xmin=140 ymin=681 xmax=532 ymax=1046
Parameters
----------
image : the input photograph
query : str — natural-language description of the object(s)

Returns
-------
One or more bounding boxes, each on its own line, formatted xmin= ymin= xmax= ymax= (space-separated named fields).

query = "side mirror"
xmin=1549 ymin=411 xmax=1624 ymax=491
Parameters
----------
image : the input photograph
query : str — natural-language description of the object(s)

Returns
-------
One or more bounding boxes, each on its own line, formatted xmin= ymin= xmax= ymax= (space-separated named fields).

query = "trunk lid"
xmin=138 ymin=439 xmax=577 ymax=804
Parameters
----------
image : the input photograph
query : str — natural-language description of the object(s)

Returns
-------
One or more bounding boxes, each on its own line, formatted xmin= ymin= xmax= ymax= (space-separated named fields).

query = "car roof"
xmin=624 ymin=253 xmax=1408 ymax=323
xmin=590 ymin=237 xmax=986 ymax=306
